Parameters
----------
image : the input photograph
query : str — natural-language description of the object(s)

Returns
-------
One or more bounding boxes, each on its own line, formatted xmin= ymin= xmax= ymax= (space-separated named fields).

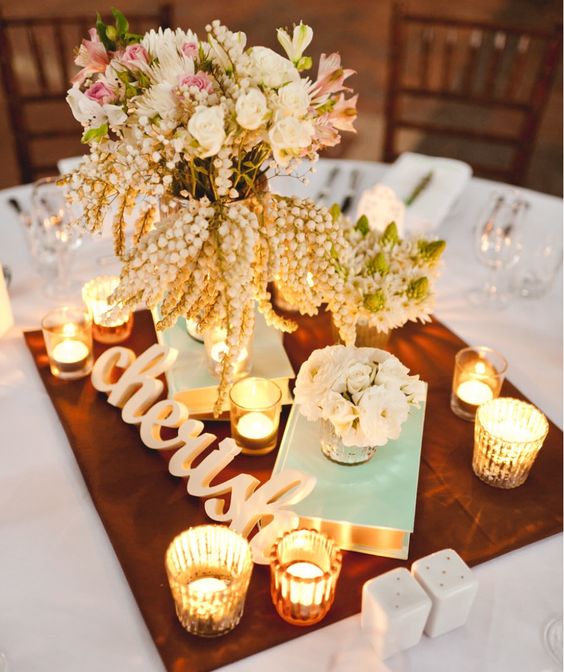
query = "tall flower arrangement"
xmin=62 ymin=11 xmax=358 ymax=412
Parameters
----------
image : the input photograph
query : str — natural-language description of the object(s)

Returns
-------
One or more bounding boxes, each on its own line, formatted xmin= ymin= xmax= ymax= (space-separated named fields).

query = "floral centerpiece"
xmin=330 ymin=207 xmax=446 ymax=345
xmin=294 ymin=345 xmax=426 ymax=464
xmin=62 ymin=10 xmax=358 ymax=413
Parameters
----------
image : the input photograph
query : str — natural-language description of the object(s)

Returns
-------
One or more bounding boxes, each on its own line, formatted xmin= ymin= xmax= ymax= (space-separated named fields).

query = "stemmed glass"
xmin=30 ymin=177 xmax=82 ymax=299
xmin=468 ymin=190 xmax=527 ymax=310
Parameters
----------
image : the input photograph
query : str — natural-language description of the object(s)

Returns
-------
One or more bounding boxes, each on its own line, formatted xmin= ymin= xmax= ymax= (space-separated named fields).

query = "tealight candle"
xmin=270 ymin=529 xmax=342 ymax=626
xmin=204 ymin=326 xmax=253 ymax=380
xmin=82 ymin=275 xmax=133 ymax=344
xmin=473 ymin=397 xmax=549 ymax=489
xmin=230 ymin=377 xmax=282 ymax=455
xmin=450 ymin=346 xmax=507 ymax=421
xmin=165 ymin=525 xmax=253 ymax=638
xmin=41 ymin=307 xmax=93 ymax=379
xmin=186 ymin=318 xmax=204 ymax=342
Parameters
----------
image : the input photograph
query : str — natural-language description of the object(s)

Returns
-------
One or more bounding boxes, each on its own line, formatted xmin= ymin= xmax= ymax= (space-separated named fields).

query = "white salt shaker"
xmin=411 ymin=548 xmax=478 ymax=638
xmin=361 ymin=567 xmax=432 ymax=659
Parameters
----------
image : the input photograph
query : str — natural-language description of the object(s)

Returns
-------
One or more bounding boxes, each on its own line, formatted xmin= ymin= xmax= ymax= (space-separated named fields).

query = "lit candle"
xmin=270 ymin=529 xmax=342 ymax=626
xmin=165 ymin=525 xmax=253 ymax=637
xmin=451 ymin=347 xmax=507 ymax=421
xmin=287 ymin=561 xmax=324 ymax=607
xmin=473 ymin=397 xmax=549 ymax=489
xmin=82 ymin=276 xmax=133 ymax=344
xmin=237 ymin=412 xmax=275 ymax=440
xmin=456 ymin=380 xmax=494 ymax=406
xmin=210 ymin=342 xmax=248 ymax=364
xmin=52 ymin=339 xmax=89 ymax=370
xmin=189 ymin=576 xmax=228 ymax=594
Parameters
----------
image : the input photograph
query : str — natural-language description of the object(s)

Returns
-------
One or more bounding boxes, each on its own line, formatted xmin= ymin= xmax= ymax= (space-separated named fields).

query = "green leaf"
xmin=363 ymin=290 xmax=386 ymax=312
xmin=95 ymin=13 xmax=112 ymax=51
xmin=406 ymin=277 xmax=429 ymax=301
xmin=106 ymin=25 xmax=118 ymax=42
xmin=381 ymin=221 xmax=399 ymax=246
xmin=111 ymin=7 xmax=129 ymax=35
xmin=296 ymin=55 xmax=312 ymax=71
xmin=81 ymin=123 xmax=108 ymax=143
xmin=355 ymin=214 xmax=369 ymax=236
xmin=366 ymin=251 xmax=389 ymax=276
xmin=329 ymin=203 xmax=341 ymax=222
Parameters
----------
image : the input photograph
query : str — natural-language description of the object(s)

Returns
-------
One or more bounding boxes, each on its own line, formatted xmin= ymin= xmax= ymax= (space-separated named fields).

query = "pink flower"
xmin=330 ymin=93 xmax=358 ymax=132
xmin=182 ymin=41 xmax=199 ymax=58
xmin=179 ymin=71 xmax=213 ymax=93
xmin=85 ymin=80 xmax=118 ymax=105
xmin=121 ymin=44 xmax=149 ymax=67
xmin=72 ymin=28 xmax=109 ymax=85
xmin=310 ymin=52 xmax=355 ymax=100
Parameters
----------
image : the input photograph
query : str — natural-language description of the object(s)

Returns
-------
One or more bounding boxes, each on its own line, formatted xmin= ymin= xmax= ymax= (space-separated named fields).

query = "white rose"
xmin=275 ymin=80 xmax=310 ymax=117
xmin=401 ymin=377 xmax=426 ymax=406
xmin=268 ymin=117 xmax=314 ymax=167
xmin=235 ymin=88 xmax=268 ymax=130
xmin=188 ymin=105 xmax=225 ymax=158
xmin=345 ymin=361 xmax=374 ymax=396
xmin=374 ymin=356 xmax=410 ymax=389
xmin=358 ymin=386 xmax=410 ymax=445
xmin=294 ymin=345 xmax=352 ymax=420
xmin=321 ymin=391 xmax=359 ymax=435
xmin=250 ymin=46 xmax=300 ymax=88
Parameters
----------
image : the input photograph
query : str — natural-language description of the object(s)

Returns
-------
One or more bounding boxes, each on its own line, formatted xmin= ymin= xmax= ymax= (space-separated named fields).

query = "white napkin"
xmin=378 ymin=152 xmax=472 ymax=234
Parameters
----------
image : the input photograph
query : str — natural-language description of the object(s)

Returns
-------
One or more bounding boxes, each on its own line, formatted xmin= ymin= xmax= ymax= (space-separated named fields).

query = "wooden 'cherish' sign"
xmin=91 ymin=343 xmax=316 ymax=564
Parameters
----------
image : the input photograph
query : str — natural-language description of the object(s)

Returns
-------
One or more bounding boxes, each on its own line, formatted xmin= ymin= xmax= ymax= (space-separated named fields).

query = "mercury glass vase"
xmin=320 ymin=418 xmax=378 ymax=465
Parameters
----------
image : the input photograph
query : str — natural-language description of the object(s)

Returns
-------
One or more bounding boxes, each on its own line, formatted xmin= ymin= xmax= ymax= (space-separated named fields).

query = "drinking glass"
xmin=468 ymin=191 xmax=527 ymax=310
xmin=31 ymin=177 xmax=82 ymax=299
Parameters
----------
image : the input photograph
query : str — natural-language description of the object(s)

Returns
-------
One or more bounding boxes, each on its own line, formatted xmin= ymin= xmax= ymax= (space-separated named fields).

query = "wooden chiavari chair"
xmin=0 ymin=5 xmax=172 ymax=184
xmin=383 ymin=2 xmax=562 ymax=184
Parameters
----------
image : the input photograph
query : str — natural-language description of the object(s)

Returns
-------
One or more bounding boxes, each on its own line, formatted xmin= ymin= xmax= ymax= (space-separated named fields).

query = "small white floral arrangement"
xmin=331 ymin=207 xmax=446 ymax=341
xmin=294 ymin=345 xmax=426 ymax=447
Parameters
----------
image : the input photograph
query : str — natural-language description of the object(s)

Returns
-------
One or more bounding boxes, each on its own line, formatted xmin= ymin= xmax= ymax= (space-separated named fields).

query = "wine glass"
xmin=30 ymin=177 xmax=82 ymax=299
xmin=468 ymin=190 xmax=527 ymax=310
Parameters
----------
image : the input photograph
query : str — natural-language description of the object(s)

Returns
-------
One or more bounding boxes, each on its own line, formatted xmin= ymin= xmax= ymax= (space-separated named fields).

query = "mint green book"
xmin=272 ymin=390 xmax=427 ymax=559
xmin=152 ymin=309 xmax=295 ymax=418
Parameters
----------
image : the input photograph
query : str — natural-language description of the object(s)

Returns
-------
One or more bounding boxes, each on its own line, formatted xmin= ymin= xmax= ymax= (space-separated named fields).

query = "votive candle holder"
xmin=270 ymin=529 xmax=342 ymax=626
xmin=82 ymin=275 xmax=133 ymax=344
xmin=473 ymin=397 xmax=549 ymax=489
xmin=41 ymin=306 xmax=93 ymax=380
xmin=230 ymin=377 xmax=282 ymax=455
xmin=165 ymin=525 xmax=253 ymax=638
xmin=451 ymin=346 xmax=507 ymax=421
xmin=203 ymin=326 xmax=253 ymax=380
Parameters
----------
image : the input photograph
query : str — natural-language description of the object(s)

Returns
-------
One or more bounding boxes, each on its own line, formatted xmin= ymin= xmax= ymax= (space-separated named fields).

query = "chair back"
xmin=383 ymin=2 xmax=562 ymax=184
xmin=0 ymin=5 xmax=172 ymax=184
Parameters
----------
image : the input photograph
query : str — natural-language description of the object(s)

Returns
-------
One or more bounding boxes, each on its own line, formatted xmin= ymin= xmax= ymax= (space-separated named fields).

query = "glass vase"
xmin=320 ymin=418 xmax=378 ymax=465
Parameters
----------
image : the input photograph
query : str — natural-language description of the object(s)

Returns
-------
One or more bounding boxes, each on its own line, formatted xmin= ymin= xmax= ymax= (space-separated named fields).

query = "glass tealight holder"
xmin=186 ymin=318 xmax=204 ymax=342
xmin=41 ymin=306 xmax=93 ymax=380
xmin=270 ymin=528 xmax=342 ymax=627
xmin=230 ymin=377 xmax=282 ymax=455
xmin=473 ymin=397 xmax=549 ymax=489
xmin=204 ymin=326 xmax=253 ymax=380
xmin=81 ymin=275 xmax=133 ymax=344
xmin=450 ymin=346 xmax=508 ymax=421
xmin=165 ymin=525 xmax=253 ymax=638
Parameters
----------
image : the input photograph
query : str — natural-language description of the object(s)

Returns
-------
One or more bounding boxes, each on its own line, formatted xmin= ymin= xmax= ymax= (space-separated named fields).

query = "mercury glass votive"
xmin=81 ymin=275 xmax=133 ymax=344
xmin=41 ymin=306 xmax=93 ymax=379
xmin=450 ymin=346 xmax=507 ymax=421
xmin=165 ymin=525 xmax=253 ymax=638
xmin=473 ymin=397 xmax=549 ymax=489
xmin=230 ymin=377 xmax=282 ymax=455
xmin=270 ymin=529 xmax=342 ymax=626
xmin=203 ymin=326 xmax=253 ymax=380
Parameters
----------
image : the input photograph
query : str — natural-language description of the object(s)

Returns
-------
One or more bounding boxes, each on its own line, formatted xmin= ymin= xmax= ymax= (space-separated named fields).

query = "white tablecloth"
xmin=0 ymin=160 xmax=561 ymax=672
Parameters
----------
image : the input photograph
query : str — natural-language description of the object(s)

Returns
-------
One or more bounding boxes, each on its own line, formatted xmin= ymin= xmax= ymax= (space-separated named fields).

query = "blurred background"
xmin=0 ymin=0 xmax=561 ymax=194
